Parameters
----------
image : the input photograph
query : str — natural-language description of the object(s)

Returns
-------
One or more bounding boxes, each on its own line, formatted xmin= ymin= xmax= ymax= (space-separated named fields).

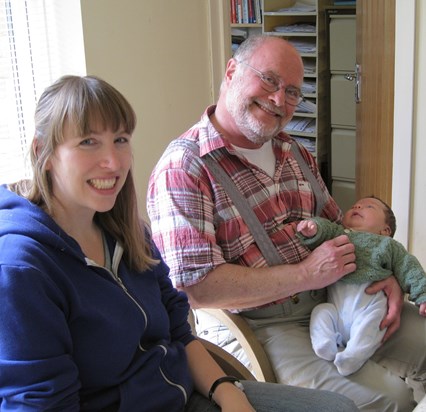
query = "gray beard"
xmin=225 ymin=79 xmax=284 ymax=144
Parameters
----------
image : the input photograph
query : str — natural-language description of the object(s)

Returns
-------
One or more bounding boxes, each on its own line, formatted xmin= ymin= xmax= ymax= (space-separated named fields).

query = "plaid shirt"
xmin=147 ymin=105 xmax=342 ymax=292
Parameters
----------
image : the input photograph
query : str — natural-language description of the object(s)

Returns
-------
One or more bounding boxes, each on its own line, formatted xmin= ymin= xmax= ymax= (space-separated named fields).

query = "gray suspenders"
xmin=202 ymin=153 xmax=284 ymax=266
xmin=185 ymin=140 xmax=327 ymax=267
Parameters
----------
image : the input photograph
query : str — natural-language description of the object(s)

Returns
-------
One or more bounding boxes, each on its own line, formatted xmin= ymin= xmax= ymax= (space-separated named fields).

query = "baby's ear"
xmin=380 ymin=225 xmax=392 ymax=237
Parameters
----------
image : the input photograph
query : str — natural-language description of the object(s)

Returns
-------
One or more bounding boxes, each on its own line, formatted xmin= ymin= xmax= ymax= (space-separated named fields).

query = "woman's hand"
xmin=185 ymin=339 xmax=255 ymax=411
xmin=214 ymin=384 xmax=255 ymax=412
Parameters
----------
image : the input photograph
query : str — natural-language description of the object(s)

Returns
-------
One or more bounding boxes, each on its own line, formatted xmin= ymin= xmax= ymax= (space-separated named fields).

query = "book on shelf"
xmin=230 ymin=0 xmax=262 ymax=24
xmin=230 ymin=0 xmax=237 ymax=23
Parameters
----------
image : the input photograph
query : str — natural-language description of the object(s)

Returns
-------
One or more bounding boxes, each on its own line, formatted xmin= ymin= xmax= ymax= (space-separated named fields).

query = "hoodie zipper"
xmin=85 ymin=255 xmax=148 ymax=328
xmin=158 ymin=345 xmax=188 ymax=404
xmin=85 ymin=244 xmax=189 ymax=404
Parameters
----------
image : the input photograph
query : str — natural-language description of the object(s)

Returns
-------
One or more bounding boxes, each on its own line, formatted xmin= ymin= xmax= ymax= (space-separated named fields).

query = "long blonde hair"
xmin=10 ymin=75 xmax=157 ymax=271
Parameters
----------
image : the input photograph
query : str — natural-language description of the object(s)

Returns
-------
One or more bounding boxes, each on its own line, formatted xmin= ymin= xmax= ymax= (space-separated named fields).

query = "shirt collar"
xmin=198 ymin=105 xmax=228 ymax=157
xmin=199 ymin=104 xmax=294 ymax=157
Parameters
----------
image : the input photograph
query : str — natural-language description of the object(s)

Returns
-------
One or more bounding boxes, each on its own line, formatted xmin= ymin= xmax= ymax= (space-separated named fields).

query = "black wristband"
xmin=208 ymin=376 xmax=244 ymax=404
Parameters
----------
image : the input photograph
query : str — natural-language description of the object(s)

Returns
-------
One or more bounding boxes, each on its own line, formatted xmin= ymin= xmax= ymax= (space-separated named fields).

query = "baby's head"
xmin=342 ymin=196 xmax=396 ymax=237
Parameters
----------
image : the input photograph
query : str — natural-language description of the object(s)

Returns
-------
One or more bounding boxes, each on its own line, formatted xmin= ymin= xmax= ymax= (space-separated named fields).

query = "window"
xmin=0 ymin=0 xmax=86 ymax=184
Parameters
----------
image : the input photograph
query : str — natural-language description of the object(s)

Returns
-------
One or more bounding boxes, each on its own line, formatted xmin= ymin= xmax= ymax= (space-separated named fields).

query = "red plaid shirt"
xmin=147 ymin=106 xmax=342 ymax=292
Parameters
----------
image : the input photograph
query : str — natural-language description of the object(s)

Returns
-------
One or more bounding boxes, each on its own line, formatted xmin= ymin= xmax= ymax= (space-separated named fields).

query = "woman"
xmin=0 ymin=75 xmax=358 ymax=411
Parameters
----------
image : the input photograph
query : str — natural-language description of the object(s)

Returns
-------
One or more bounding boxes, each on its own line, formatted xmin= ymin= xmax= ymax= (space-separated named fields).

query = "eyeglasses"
xmin=237 ymin=60 xmax=304 ymax=106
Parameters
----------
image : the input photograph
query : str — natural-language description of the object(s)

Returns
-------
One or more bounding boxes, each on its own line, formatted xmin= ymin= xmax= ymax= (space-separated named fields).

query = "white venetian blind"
xmin=0 ymin=0 xmax=86 ymax=184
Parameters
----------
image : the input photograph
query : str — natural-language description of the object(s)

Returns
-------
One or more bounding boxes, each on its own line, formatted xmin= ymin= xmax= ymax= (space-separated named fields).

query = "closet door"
xmin=356 ymin=0 xmax=395 ymax=204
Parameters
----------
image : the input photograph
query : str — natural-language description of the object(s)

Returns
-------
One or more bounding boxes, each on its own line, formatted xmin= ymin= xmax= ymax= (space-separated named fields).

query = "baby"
xmin=297 ymin=196 xmax=426 ymax=376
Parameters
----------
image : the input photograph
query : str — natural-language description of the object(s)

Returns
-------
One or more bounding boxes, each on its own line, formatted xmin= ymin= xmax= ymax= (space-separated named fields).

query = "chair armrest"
xmin=198 ymin=336 xmax=256 ymax=381
xmin=413 ymin=395 xmax=426 ymax=412
xmin=201 ymin=308 xmax=276 ymax=382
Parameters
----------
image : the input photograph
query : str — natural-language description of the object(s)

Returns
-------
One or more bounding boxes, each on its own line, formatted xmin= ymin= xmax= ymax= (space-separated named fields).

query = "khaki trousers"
xmin=195 ymin=291 xmax=426 ymax=412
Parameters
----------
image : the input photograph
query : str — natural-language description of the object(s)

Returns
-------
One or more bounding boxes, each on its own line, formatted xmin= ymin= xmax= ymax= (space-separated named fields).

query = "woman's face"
xmin=46 ymin=120 xmax=132 ymax=221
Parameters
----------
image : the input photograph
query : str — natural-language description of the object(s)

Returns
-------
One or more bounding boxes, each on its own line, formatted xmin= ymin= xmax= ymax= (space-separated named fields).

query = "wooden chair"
xmin=413 ymin=395 xmax=426 ymax=412
xmin=199 ymin=336 xmax=255 ymax=381
xmin=189 ymin=308 xmax=276 ymax=383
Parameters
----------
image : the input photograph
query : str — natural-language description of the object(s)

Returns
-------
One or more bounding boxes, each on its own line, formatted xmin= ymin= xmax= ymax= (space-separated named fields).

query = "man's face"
xmin=225 ymin=45 xmax=303 ymax=145
xmin=225 ymin=68 xmax=290 ymax=145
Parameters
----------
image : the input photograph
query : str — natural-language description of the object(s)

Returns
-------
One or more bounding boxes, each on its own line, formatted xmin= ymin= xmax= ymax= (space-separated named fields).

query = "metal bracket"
xmin=355 ymin=63 xmax=361 ymax=103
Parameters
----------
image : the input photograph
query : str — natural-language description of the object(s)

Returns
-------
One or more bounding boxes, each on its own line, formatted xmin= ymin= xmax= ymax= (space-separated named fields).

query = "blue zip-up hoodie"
xmin=0 ymin=184 xmax=196 ymax=411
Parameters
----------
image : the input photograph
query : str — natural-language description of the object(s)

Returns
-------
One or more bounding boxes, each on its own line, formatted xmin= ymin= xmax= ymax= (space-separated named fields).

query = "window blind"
xmin=0 ymin=0 xmax=86 ymax=184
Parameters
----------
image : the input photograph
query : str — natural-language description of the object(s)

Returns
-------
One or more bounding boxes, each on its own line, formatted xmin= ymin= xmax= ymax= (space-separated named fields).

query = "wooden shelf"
xmin=226 ymin=0 xmax=332 ymax=171
xmin=231 ymin=23 xmax=262 ymax=28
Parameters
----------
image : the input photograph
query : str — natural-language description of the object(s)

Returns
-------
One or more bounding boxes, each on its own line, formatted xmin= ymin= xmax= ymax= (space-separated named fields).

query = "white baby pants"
xmin=310 ymin=281 xmax=386 ymax=376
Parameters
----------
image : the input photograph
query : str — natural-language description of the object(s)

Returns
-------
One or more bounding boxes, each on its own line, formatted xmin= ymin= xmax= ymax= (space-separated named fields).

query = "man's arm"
xmin=185 ymin=234 xmax=356 ymax=310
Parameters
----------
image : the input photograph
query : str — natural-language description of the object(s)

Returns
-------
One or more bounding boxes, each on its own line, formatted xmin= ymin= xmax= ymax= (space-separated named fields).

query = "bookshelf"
xmin=226 ymin=0 xmax=333 ymax=183
xmin=230 ymin=0 xmax=263 ymax=53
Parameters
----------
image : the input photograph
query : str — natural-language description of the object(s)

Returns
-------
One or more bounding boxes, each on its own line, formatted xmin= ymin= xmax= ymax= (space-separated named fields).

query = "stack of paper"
xmin=285 ymin=118 xmax=316 ymax=133
xmin=292 ymin=137 xmax=316 ymax=153
xmin=301 ymin=80 xmax=316 ymax=95
xmin=274 ymin=23 xmax=316 ymax=33
xmin=277 ymin=2 xmax=317 ymax=13
xmin=288 ymin=39 xmax=316 ymax=54
xmin=297 ymin=99 xmax=316 ymax=114
xmin=303 ymin=60 xmax=316 ymax=74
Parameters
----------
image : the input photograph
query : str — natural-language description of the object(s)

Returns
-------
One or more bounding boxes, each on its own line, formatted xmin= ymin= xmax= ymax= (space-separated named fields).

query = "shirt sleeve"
xmin=147 ymin=145 xmax=225 ymax=289
xmin=387 ymin=239 xmax=426 ymax=305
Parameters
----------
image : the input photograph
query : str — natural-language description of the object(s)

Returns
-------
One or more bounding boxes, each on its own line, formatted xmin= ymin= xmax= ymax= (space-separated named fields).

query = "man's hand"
xmin=301 ymin=235 xmax=356 ymax=289
xmin=296 ymin=220 xmax=317 ymax=238
xmin=365 ymin=276 xmax=404 ymax=342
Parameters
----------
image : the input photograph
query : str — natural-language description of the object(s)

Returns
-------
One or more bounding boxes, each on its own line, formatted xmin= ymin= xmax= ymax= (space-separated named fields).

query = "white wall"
xmin=410 ymin=0 xmax=426 ymax=266
xmin=80 ymin=0 xmax=216 ymax=219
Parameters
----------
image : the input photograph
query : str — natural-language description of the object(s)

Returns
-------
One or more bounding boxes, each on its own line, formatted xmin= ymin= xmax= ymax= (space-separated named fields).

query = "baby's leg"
xmin=310 ymin=303 xmax=342 ymax=361
xmin=334 ymin=291 xmax=387 ymax=376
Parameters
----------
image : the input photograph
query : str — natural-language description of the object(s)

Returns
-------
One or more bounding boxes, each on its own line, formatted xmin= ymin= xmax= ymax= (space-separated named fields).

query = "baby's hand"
xmin=419 ymin=302 xmax=426 ymax=317
xmin=296 ymin=220 xmax=317 ymax=238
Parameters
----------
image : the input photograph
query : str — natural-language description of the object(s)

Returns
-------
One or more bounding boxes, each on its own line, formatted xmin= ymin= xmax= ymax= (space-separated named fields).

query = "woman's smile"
xmin=88 ymin=177 xmax=119 ymax=190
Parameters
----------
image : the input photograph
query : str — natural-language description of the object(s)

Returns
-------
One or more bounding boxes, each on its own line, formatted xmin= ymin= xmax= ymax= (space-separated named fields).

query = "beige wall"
xmin=411 ymin=0 xmax=426 ymax=266
xmin=81 ymin=0 xmax=426 ymax=265
xmin=80 ymin=0 xmax=222 ymax=219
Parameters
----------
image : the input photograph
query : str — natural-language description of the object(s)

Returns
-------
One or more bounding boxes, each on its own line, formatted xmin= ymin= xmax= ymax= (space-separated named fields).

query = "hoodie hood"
xmin=0 ymin=184 xmax=84 ymax=263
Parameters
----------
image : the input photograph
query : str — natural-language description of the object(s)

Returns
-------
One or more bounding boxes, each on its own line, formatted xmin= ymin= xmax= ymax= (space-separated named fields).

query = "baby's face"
xmin=342 ymin=198 xmax=390 ymax=236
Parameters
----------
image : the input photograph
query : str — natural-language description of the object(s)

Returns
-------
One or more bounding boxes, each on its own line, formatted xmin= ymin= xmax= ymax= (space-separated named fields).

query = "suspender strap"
xmin=203 ymin=155 xmax=283 ymax=267
xmin=183 ymin=140 xmax=327 ymax=267
xmin=290 ymin=143 xmax=327 ymax=216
